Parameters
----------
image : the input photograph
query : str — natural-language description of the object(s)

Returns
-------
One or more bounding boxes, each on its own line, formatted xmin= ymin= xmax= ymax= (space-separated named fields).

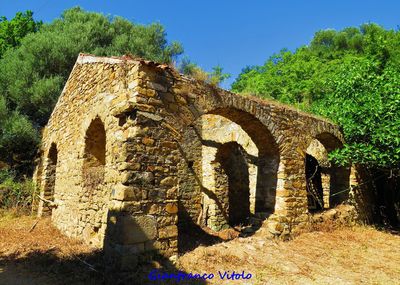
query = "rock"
xmin=115 ymin=215 xmax=157 ymax=244
xmin=159 ymin=225 xmax=178 ymax=239
xmin=160 ymin=177 xmax=176 ymax=187
xmin=165 ymin=203 xmax=178 ymax=214
xmin=142 ymin=137 xmax=155 ymax=146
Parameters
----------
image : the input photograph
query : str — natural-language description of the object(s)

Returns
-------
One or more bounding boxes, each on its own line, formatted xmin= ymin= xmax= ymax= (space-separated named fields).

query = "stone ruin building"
xmin=33 ymin=54 xmax=371 ymax=270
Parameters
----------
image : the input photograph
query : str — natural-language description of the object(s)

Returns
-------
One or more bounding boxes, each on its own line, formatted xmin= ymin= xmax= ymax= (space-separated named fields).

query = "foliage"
xmin=0 ymin=10 xmax=42 ymax=58
xmin=232 ymin=24 xmax=400 ymax=169
xmin=178 ymin=56 xmax=231 ymax=86
xmin=209 ymin=65 xmax=231 ymax=86
xmin=0 ymin=7 xmax=183 ymax=173
xmin=312 ymin=58 xmax=400 ymax=169
xmin=0 ymin=169 xmax=37 ymax=213
xmin=0 ymin=112 xmax=39 ymax=174
xmin=178 ymin=56 xmax=209 ymax=81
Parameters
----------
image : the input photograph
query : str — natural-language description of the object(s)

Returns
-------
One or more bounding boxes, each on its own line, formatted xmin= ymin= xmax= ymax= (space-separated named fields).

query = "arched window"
xmin=83 ymin=117 xmax=106 ymax=191
xmin=42 ymin=143 xmax=58 ymax=215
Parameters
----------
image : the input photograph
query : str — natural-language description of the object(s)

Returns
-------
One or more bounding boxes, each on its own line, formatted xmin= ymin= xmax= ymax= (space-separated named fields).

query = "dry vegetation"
xmin=0 ymin=215 xmax=103 ymax=285
xmin=0 ymin=214 xmax=399 ymax=285
xmin=180 ymin=226 xmax=400 ymax=284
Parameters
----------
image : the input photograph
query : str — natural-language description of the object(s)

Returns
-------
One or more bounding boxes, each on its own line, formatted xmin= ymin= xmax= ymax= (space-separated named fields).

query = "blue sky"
xmin=1 ymin=0 xmax=399 ymax=89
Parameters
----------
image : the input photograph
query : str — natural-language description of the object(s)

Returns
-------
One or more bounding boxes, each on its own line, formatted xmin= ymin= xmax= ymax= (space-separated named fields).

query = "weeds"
xmin=0 ymin=169 xmax=37 ymax=215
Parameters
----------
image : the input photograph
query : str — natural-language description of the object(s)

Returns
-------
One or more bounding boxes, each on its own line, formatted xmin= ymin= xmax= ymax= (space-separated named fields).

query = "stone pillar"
xmin=349 ymin=165 xmax=359 ymax=189
xmin=347 ymin=164 xmax=374 ymax=223
xmin=201 ymin=145 xmax=229 ymax=231
xmin=321 ymin=170 xmax=330 ymax=209
xmin=248 ymin=162 xmax=257 ymax=214
xmin=266 ymin=152 xmax=309 ymax=238
xmin=104 ymin=65 xmax=179 ymax=272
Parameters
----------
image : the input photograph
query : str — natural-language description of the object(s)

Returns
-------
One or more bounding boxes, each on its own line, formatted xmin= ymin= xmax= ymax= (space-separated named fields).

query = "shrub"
xmin=0 ymin=169 xmax=37 ymax=214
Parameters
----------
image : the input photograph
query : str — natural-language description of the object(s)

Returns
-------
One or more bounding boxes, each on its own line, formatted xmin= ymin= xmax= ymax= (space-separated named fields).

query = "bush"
xmin=0 ymin=169 xmax=37 ymax=214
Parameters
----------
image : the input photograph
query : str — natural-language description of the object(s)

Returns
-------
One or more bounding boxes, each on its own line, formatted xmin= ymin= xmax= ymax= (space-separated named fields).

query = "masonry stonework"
xmin=34 ymin=54 xmax=371 ymax=270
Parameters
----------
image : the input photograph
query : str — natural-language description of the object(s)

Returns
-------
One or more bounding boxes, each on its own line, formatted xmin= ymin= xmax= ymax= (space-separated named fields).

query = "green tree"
xmin=312 ymin=56 xmax=400 ymax=169
xmin=178 ymin=57 xmax=230 ymax=86
xmin=0 ymin=7 xmax=183 ymax=174
xmin=0 ymin=10 xmax=42 ymax=58
xmin=209 ymin=65 xmax=231 ymax=86
xmin=232 ymin=23 xmax=400 ymax=170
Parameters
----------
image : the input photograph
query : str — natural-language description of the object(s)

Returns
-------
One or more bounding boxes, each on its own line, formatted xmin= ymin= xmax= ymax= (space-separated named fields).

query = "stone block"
xmin=118 ymin=162 xmax=141 ymax=171
xmin=160 ymin=176 xmax=176 ymax=187
xmin=166 ymin=187 xmax=177 ymax=199
xmin=116 ymin=215 xmax=157 ymax=244
xmin=158 ymin=225 xmax=178 ymax=239
xmin=160 ymin=92 xmax=175 ymax=102
xmin=165 ymin=203 xmax=178 ymax=214
xmin=111 ymin=184 xmax=139 ymax=201
xmin=142 ymin=137 xmax=155 ymax=146
xmin=121 ymin=201 xmax=142 ymax=213
xmin=147 ymin=81 xmax=167 ymax=92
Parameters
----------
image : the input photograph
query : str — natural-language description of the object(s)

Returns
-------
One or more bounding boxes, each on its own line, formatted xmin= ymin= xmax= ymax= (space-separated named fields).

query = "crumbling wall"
xmin=34 ymin=54 xmax=372 ymax=271
xmin=35 ymin=57 xmax=132 ymax=247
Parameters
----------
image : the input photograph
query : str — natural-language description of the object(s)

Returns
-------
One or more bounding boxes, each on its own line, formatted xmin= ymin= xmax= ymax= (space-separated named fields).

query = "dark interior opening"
xmin=82 ymin=117 xmax=106 ymax=191
xmin=42 ymin=143 xmax=58 ymax=215
xmin=305 ymin=154 xmax=324 ymax=212
xmin=215 ymin=142 xmax=250 ymax=227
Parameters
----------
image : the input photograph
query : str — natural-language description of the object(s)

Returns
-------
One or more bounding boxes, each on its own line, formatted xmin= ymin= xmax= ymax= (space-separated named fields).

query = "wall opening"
xmin=83 ymin=117 xmax=106 ymax=191
xmin=305 ymin=154 xmax=324 ymax=212
xmin=306 ymin=134 xmax=350 ymax=212
xmin=215 ymin=142 xmax=250 ymax=227
xmin=206 ymin=109 xmax=279 ymax=217
xmin=42 ymin=143 xmax=58 ymax=215
xmin=177 ymin=109 xmax=280 ymax=244
xmin=81 ymin=117 xmax=107 ymax=245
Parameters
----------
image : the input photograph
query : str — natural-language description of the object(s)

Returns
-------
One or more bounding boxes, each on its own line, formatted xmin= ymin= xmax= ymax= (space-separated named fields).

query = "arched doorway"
xmin=215 ymin=142 xmax=250 ymax=227
xmin=81 ymin=116 xmax=107 ymax=245
xmin=178 ymin=109 xmax=280 ymax=235
xmin=83 ymin=117 xmax=106 ymax=190
xmin=305 ymin=134 xmax=350 ymax=212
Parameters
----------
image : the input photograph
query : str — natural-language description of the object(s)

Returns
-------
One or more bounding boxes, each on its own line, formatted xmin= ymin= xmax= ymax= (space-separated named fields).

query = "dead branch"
xmin=29 ymin=219 xmax=40 ymax=232
xmin=36 ymin=194 xmax=58 ymax=208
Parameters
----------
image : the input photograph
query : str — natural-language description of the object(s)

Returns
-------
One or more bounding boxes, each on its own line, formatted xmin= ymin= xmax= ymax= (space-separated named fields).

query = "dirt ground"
xmin=0 ymin=214 xmax=399 ymax=285
xmin=179 ymin=227 xmax=400 ymax=284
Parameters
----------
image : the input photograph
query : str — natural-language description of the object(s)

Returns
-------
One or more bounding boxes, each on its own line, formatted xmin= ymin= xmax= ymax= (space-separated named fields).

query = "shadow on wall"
xmin=177 ymin=111 xmax=279 ymax=251
xmin=215 ymin=142 xmax=250 ymax=227
xmin=177 ymin=203 xmax=223 ymax=254
xmin=372 ymin=170 xmax=400 ymax=230
xmin=0 ymin=211 xmax=207 ymax=285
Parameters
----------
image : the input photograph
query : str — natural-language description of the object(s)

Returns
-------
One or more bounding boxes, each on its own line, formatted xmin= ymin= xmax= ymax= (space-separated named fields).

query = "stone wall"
xmin=34 ymin=54 xmax=372 ymax=270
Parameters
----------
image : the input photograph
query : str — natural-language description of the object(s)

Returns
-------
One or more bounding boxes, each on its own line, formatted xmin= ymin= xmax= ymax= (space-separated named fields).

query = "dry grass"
xmin=0 ymin=216 xmax=94 ymax=259
xmin=179 ymin=226 xmax=400 ymax=284
xmin=1 ymin=214 xmax=399 ymax=285
xmin=0 ymin=215 xmax=103 ymax=285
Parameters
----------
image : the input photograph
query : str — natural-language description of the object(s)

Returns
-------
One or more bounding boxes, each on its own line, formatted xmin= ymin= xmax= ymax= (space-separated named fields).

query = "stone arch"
xmin=177 ymin=106 xmax=280 ymax=233
xmin=305 ymin=132 xmax=350 ymax=212
xmin=82 ymin=116 xmax=106 ymax=185
xmin=204 ymin=108 xmax=280 ymax=215
xmin=40 ymin=143 xmax=58 ymax=216
xmin=80 ymin=116 xmax=107 ymax=244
